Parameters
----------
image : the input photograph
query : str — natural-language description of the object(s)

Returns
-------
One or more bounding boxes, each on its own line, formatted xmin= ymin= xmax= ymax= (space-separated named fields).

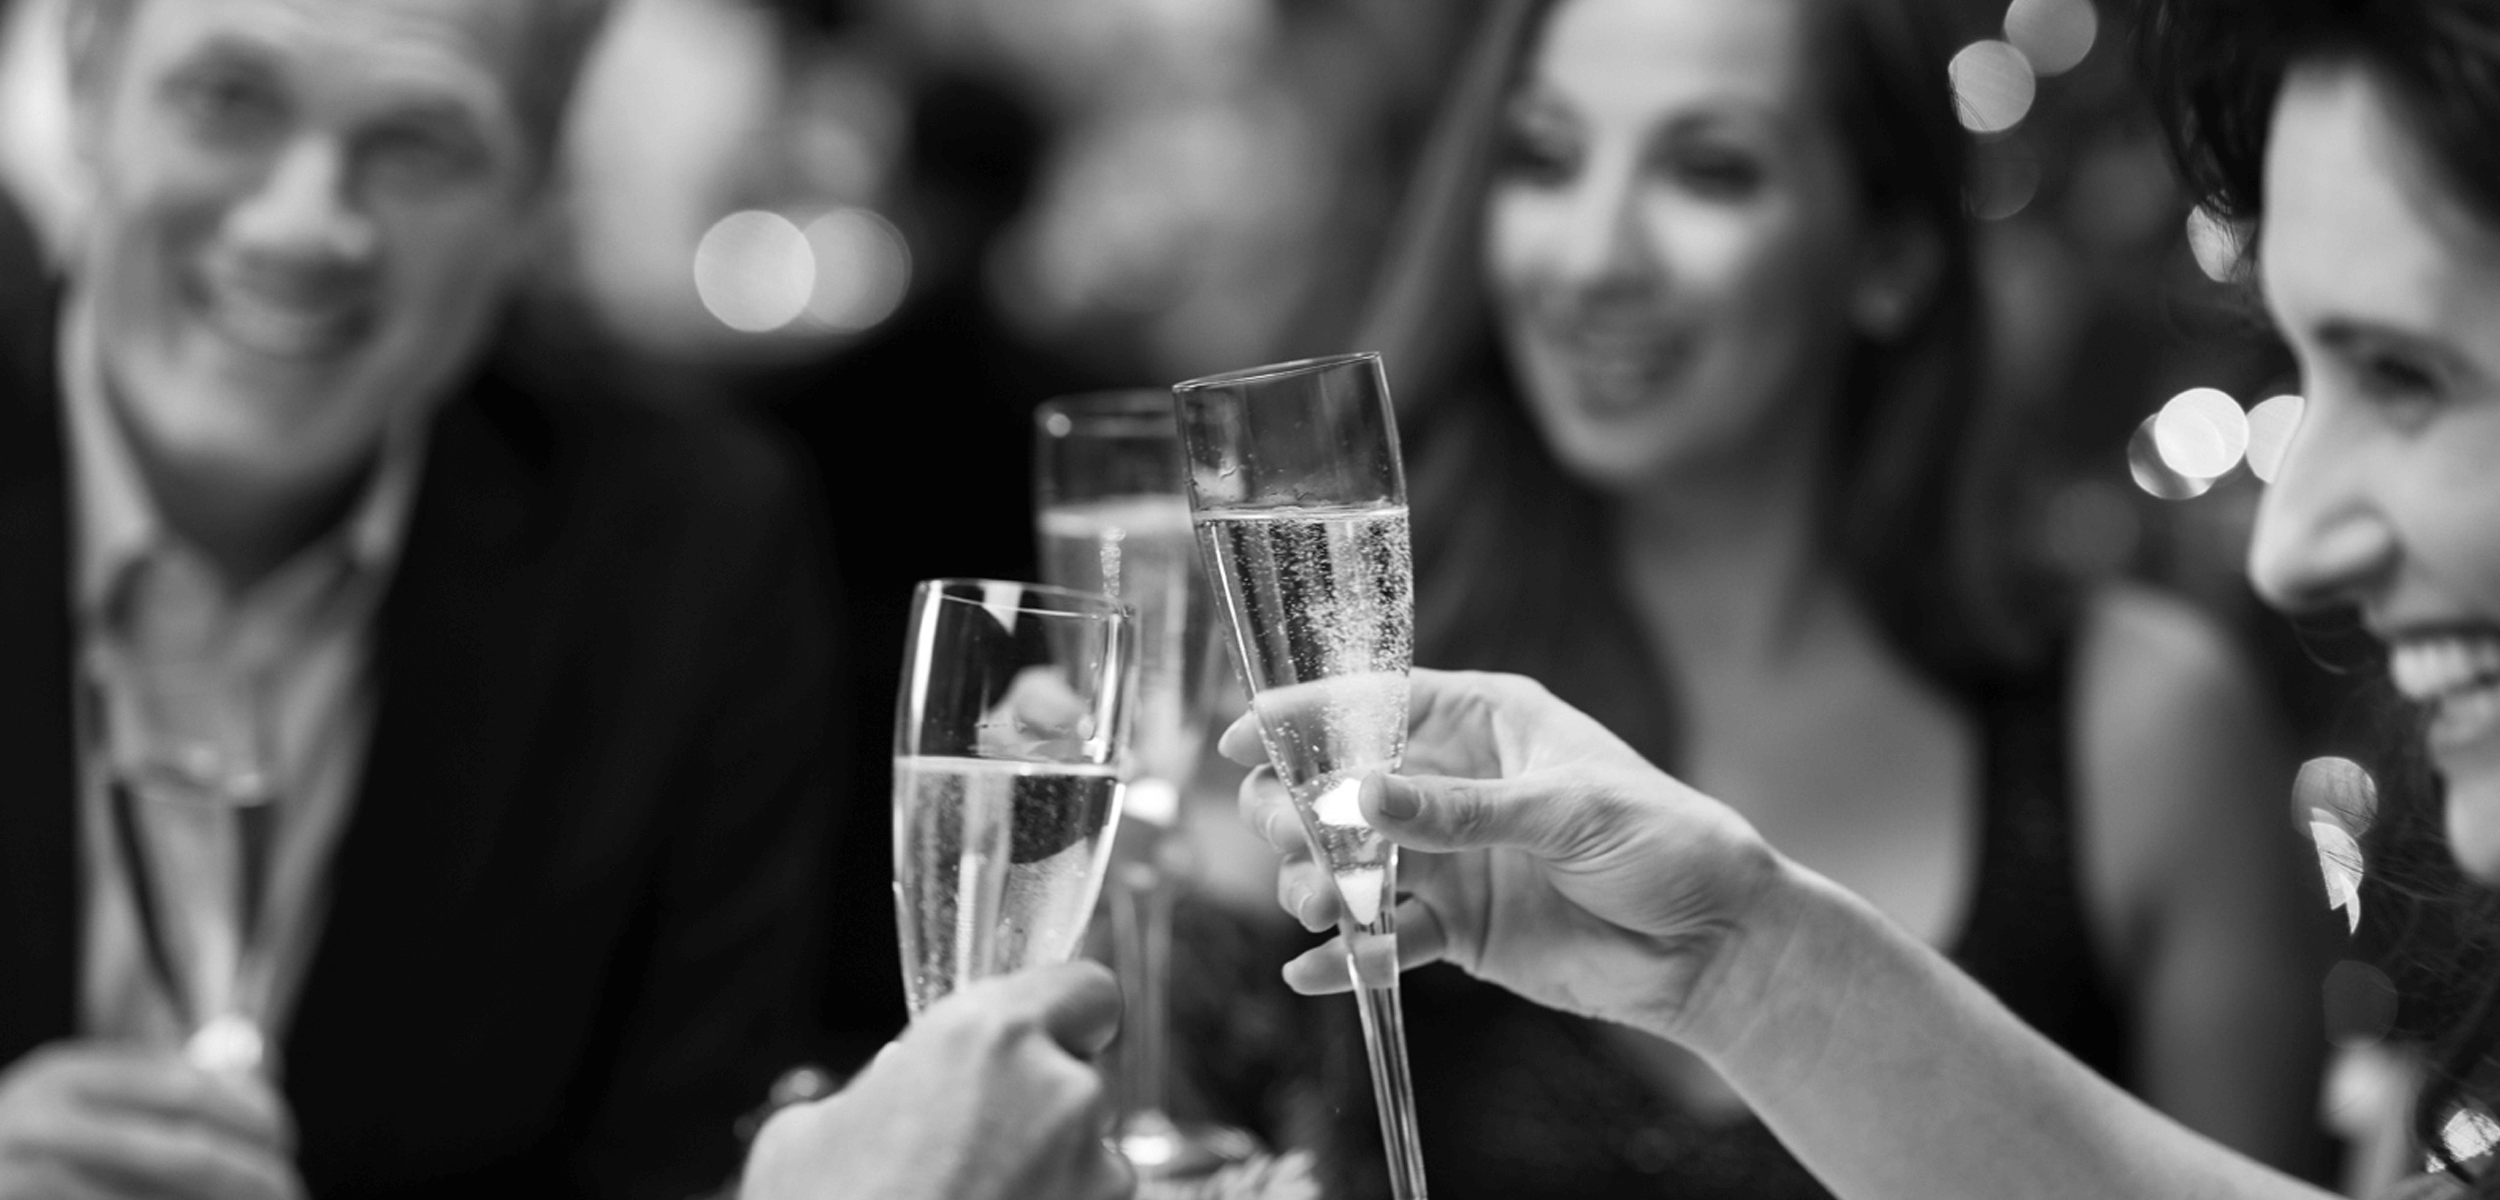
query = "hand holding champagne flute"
xmin=1172 ymin=353 xmax=1427 ymax=1199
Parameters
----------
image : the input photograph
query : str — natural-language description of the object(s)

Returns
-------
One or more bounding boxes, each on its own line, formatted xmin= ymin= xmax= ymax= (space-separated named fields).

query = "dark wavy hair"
xmin=1361 ymin=0 xmax=2059 ymax=766
xmin=2142 ymin=0 xmax=2500 ymax=1186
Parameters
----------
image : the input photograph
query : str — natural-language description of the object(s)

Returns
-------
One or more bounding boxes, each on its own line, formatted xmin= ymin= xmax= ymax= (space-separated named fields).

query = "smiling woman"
xmin=1319 ymin=0 xmax=2331 ymax=1195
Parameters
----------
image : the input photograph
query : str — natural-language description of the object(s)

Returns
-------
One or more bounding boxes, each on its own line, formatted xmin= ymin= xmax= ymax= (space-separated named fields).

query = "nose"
xmin=225 ymin=138 xmax=379 ymax=268
xmin=2246 ymin=403 xmax=2400 ymax=615
xmin=1549 ymin=151 xmax=1652 ymax=292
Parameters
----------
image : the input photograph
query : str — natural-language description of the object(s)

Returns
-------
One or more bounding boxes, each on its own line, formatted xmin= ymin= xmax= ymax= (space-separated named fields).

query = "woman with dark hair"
xmin=1232 ymin=0 xmax=2500 ymax=1196
xmin=1336 ymin=0 xmax=2324 ymax=1193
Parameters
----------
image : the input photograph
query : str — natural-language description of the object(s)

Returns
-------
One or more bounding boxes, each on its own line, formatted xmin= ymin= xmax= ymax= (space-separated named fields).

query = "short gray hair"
xmin=74 ymin=0 xmax=616 ymax=158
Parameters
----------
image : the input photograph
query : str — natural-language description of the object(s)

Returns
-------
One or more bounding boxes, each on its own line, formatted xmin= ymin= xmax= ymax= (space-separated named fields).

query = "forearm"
xmin=1682 ymin=862 xmax=2338 ymax=1200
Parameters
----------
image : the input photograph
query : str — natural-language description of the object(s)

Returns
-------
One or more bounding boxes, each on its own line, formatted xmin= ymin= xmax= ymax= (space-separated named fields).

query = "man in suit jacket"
xmin=0 ymin=1 xmax=842 ymax=1195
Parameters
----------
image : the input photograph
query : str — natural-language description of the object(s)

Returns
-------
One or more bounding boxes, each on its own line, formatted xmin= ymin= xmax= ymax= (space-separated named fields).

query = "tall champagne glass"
xmin=1173 ymin=353 xmax=1425 ymax=1198
xmin=892 ymin=580 xmax=1134 ymax=1015
xmin=94 ymin=652 xmax=276 ymax=1075
xmin=1034 ymin=392 xmax=1258 ymax=1178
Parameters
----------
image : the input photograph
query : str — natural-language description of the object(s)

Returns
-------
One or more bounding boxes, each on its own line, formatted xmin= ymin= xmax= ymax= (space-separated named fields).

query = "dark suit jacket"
xmin=0 ymin=298 xmax=835 ymax=1199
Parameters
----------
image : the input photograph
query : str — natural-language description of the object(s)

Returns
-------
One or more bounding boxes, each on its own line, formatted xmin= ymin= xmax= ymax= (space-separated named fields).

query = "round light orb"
xmin=2004 ymin=0 xmax=2098 ymax=76
xmin=2186 ymin=206 xmax=2246 ymax=282
xmin=803 ymin=207 xmax=913 ymax=334
xmin=2127 ymin=415 xmax=2214 ymax=500
xmin=2153 ymin=387 xmax=2249 ymax=480
xmin=2245 ymin=394 xmax=2305 ymax=484
xmin=694 ymin=210 xmax=816 ymax=335
xmin=1951 ymin=40 xmax=2037 ymax=135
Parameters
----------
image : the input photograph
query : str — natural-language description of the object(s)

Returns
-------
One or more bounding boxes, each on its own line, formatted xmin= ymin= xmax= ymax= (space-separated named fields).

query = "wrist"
xmin=1667 ymin=853 xmax=1862 ymax=1081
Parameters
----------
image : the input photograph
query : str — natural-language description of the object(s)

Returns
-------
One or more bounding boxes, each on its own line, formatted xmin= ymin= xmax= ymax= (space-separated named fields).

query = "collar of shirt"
xmin=58 ymin=288 xmax=429 ymax=629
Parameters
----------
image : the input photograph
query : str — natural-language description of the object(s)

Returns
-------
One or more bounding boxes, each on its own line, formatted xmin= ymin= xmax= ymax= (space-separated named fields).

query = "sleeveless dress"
xmin=1288 ymin=649 xmax=2132 ymax=1200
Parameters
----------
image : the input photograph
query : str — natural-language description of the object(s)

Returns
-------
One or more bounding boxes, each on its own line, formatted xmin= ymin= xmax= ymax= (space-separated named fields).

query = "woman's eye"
xmin=1659 ymin=142 xmax=1763 ymax=197
xmin=1497 ymin=126 xmax=1580 ymax=188
xmin=2358 ymin=352 xmax=2441 ymax=400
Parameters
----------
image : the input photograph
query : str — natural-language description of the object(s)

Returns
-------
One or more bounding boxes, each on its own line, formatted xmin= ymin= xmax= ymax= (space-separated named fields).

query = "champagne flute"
xmin=892 ymin=579 xmax=1135 ymax=1015
xmin=94 ymin=652 xmax=277 ymax=1075
xmin=1035 ymin=392 xmax=1260 ymax=1178
xmin=1172 ymin=353 xmax=1425 ymax=1199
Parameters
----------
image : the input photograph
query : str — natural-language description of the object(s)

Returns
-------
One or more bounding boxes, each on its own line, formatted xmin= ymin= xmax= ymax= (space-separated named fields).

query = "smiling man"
xmin=0 ymin=1 xmax=839 ymax=1197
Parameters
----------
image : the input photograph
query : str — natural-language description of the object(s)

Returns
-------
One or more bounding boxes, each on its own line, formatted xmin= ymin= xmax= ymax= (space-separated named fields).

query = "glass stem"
xmin=1108 ymin=853 xmax=1174 ymax=1123
xmin=1342 ymin=849 xmax=1427 ymax=1199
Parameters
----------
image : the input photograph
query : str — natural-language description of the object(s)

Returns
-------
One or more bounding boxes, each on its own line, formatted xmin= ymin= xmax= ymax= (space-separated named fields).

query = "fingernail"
xmin=1374 ymin=775 xmax=1419 ymax=821
xmin=1288 ymin=882 xmax=1316 ymax=924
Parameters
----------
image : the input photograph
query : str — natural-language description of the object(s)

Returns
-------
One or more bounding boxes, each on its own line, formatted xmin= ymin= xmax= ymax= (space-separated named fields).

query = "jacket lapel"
xmin=0 ymin=296 xmax=77 ymax=1064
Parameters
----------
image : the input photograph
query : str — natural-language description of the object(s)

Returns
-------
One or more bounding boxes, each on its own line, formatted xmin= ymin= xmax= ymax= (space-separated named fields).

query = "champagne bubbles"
xmin=1951 ymin=40 xmax=2036 ymax=135
xmin=2246 ymin=395 xmax=2306 ymax=484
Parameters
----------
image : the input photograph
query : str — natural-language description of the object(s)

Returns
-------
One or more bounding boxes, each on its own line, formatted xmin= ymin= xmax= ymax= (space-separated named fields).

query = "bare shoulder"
xmin=2069 ymin=583 xmax=2296 ymax=933
xmin=2072 ymin=583 xmax=2273 ymax=774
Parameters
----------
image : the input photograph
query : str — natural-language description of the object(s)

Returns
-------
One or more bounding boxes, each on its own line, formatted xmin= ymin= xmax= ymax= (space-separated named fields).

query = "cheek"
xmin=1634 ymin=192 xmax=1834 ymax=336
xmin=374 ymin=201 xmax=529 ymax=320
xmin=1482 ymin=188 xmax=1573 ymax=310
xmin=2403 ymin=429 xmax=2500 ymax=617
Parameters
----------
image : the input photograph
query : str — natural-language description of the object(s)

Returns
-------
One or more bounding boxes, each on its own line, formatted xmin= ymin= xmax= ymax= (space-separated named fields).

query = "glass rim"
xmin=914 ymin=578 xmax=1133 ymax=622
xmin=1172 ymin=351 xmax=1381 ymax=394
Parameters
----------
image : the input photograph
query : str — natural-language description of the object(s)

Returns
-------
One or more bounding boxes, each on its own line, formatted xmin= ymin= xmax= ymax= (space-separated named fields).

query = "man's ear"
xmin=1851 ymin=218 xmax=1944 ymax=343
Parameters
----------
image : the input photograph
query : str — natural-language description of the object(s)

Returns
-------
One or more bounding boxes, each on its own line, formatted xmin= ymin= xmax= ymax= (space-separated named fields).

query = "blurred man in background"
xmin=0 ymin=0 xmax=839 ymax=1194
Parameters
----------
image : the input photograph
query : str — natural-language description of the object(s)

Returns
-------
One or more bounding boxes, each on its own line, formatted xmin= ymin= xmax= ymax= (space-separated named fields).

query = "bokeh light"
xmin=2299 ymin=756 xmax=2377 ymax=936
xmin=1950 ymin=40 xmax=2037 ymax=135
xmin=2324 ymin=960 xmax=2398 ymax=1048
xmin=694 ymin=211 xmax=815 ymax=334
xmin=2004 ymin=0 xmax=2098 ymax=76
xmin=2127 ymin=415 xmax=2214 ymax=500
xmin=2246 ymin=394 xmax=2305 ymax=484
xmin=1970 ymin=139 xmax=2041 ymax=222
xmin=803 ymin=207 xmax=913 ymax=334
xmin=2186 ymin=206 xmax=2245 ymax=283
xmin=2445 ymin=1108 xmax=2500 ymax=1166
xmin=2152 ymin=387 xmax=2249 ymax=480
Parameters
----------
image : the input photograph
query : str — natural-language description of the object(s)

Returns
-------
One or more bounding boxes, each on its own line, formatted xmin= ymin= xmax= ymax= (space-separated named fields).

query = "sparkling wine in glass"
xmin=94 ymin=653 xmax=277 ymax=1075
xmin=892 ymin=580 xmax=1134 ymax=1015
xmin=1035 ymin=392 xmax=1260 ymax=1179
xmin=1173 ymin=352 xmax=1426 ymax=1199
